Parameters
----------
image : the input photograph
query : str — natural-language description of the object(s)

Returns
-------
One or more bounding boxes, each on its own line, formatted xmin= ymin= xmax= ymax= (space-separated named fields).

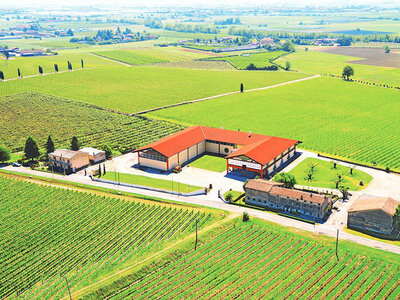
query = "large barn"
xmin=134 ymin=126 xmax=300 ymax=178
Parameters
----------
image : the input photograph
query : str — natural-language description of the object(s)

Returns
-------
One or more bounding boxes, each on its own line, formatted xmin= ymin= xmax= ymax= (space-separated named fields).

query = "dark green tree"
xmin=0 ymin=145 xmax=11 ymax=163
xmin=24 ymin=136 xmax=40 ymax=161
xmin=17 ymin=68 xmax=21 ymax=77
xmin=0 ymin=70 xmax=4 ymax=80
xmin=242 ymin=212 xmax=250 ymax=222
xmin=384 ymin=45 xmax=390 ymax=53
xmin=102 ymin=144 xmax=113 ymax=159
xmin=81 ymin=59 xmax=84 ymax=68
xmin=274 ymin=172 xmax=296 ymax=188
xmin=98 ymin=164 xmax=102 ymax=177
xmin=285 ymin=61 xmax=291 ymax=70
xmin=225 ymin=192 xmax=233 ymax=203
xmin=342 ymin=65 xmax=354 ymax=81
xmin=70 ymin=136 xmax=79 ymax=151
xmin=46 ymin=135 xmax=55 ymax=154
xmin=240 ymin=83 xmax=244 ymax=93
xmin=54 ymin=64 xmax=59 ymax=72
xmin=38 ymin=66 xmax=43 ymax=74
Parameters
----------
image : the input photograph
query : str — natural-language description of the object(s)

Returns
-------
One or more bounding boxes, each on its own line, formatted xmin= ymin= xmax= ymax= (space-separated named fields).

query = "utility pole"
xmin=64 ymin=276 xmax=72 ymax=300
xmin=195 ymin=217 xmax=198 ymax=250
xmin=336 ymin=229 xmax=339 ymax=261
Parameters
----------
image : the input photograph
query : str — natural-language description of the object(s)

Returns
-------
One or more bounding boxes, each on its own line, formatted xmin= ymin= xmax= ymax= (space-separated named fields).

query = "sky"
xmin=4 ymin=0 xmax=396 ymax=8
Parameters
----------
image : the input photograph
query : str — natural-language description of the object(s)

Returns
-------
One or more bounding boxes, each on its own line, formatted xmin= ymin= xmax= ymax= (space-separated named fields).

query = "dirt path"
xmin=131 ymin=74 xmax=320 ymax=116
xmin=62 ymin=212 xmax=239 ymax=299
xmin=90 ymin=52 xmax=132 ymax=66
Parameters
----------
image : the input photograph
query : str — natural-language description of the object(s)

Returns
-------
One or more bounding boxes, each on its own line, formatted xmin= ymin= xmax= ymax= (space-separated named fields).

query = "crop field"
xmin=0 ymin=50 xmax=118 ymax=80
xmin=0 ymin=92 xmax=184 ymax=153
xmin=208 ymin=51 xmax=286 ymax=69
xmin=276 ymin=50 xmax=400 ymax=86
xmin=0 ymin=66 xmax=307 ymax=113
xmin=102 ymin=220 xmax=400 ymax=299
xmin=286 ymin=158 xmax=373 ymax=191
xmin=0 ymin=175 xmax=220 ymax=299
xmin=92 ymin=50 xmax=169 ymax=65
xmin=156 ymin=60 xmax=235 ymax=70
xmin=150 ymin=76 xmax=400 ymax=171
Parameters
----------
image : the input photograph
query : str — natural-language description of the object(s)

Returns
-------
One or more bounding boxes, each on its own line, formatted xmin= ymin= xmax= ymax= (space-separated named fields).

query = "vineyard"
xmin=207 ymin=51 xmax=286 ymax=69
xmin=0 ymin=175 xmax=220 ymax=299
xmin=0 ymin=92 xmax=185 ymax=153
xmin=101 ymin=220 xmax=400 ymax=299
xmin=150 ymin=76 xmax=400 ymax=171
xmin=92 ymin=50 xmax=169 ymax=65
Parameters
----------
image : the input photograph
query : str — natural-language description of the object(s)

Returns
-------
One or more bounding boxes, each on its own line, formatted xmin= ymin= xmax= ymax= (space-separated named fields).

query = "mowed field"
xmin=149 ymin=77 xmax=400 ymax=170
xmin=276 ymin=50 xmax=400 ymax=86
xmin=209 ymin=51 xmax=286 ymax=69
xmin=0 ymin=92 xmax=184 ymax=153
xmin=0 ymin=175 xmax=222 ymax=299
xmin=92 ymin=219 xmax=400 ymax=299
xmin=0 ymin=66 xmax=307 ymax=113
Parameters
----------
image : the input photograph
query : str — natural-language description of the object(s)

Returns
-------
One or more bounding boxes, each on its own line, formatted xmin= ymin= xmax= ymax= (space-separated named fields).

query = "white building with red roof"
xmin=133 ymin=126 xmax=300 ymax=178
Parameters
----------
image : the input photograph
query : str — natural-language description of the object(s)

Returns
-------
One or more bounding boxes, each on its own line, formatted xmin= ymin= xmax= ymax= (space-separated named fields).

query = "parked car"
xmin=12 ymin=162 xmax=21 ymax=167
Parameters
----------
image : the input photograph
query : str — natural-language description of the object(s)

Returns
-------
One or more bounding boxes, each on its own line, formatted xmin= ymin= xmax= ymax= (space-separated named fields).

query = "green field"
xmin=0 ymin=92 xmax=184 ymax=153
xmin=0 ymin=66 xmax=307 ymax=113
xmin=285 ymin=158 xmax=373 ymax=191
xmin=149 ymin=76 xmax=400 ymax=171
xmin=276 ymin=50 xmax=400 ymax=86
xmin=102 ymin=172 xmax=203 ymax=192
xmin=209 ymin=51 xmax=286 ymax=69
xmin=91 ymin=219 xmax=400 ymax=299
xmin=92 ymin=50 xmax=169 ymax=65
xmin=189 ymin=154 xmax=227 ymax=172
xmin=0 ymin=175 xmax=220 ymax=299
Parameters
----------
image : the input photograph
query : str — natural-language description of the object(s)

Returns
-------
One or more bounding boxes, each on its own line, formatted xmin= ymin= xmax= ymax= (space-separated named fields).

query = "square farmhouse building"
xmin=244 ymin=179 xmax=332 ymax=219
xmin=79 ymin=147 xmax=106 ymax=163
xmin=348 ymin=196 xmax=400 ymax=235
xmin=133 ymin=126 xmax=300 ymax=178
xmin=49 ymin=149 xmax=90 ymax=173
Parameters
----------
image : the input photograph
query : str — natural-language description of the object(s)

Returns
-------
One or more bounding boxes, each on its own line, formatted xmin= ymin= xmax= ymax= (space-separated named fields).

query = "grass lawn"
xmin=210 ymin=51 xmax=286 ymax=69
xmin=92 ymin=50 xmax=169 ymax=65
xmin=149 ymin=76 xmax=400 ymax=171
xmin=102 ymin=171 xmax=203 ymax=193
xmin=344 ymin=227 xmax=400 ymax=247
xmin=223 ymin=190 xmax=243 ymax=200
xmin=286 ymin=158 xmax=372 ymax=191
xmin=189 ymin=154 xmax=227 ymax=172
xmin=0 ymin=66 xmax=306 ymax=113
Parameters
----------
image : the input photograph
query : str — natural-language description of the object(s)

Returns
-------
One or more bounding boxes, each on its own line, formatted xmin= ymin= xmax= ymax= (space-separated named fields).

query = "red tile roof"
xmin=134 ymin=126 xmax=299 ymax=165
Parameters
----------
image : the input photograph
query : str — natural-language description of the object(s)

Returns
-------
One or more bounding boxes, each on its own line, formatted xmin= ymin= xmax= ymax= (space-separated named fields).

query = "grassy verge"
xmin=189 ymin=154 xmax=227 ymax=172
xmin=344 ymin=227 xmax=400 ymax=246
xmin=101 ymin=171 xmax=203 ymax=193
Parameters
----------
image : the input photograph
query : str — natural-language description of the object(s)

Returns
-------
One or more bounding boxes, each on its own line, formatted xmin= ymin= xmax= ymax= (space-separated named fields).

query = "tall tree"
xmin=24 ymin=136 xmax=40 ymax=161
xmin=38 ymin=66 xmax=43 ymax=74
xmin=285 ymin=61 xmax=291 ymax=71
xmin=0 ymin=70 xmax=4 ymax=80
xmin=0 ymin=145 xmax=10 ymax=163
xmin=342 ymin=65 xmax=354 ymax=81
xmin=240 ymin=83 xmax=244 ymax=93
xmin=46 ymin=135 xmax=55 ymax=154
xmin=54 ymin=64 xmax=58 ymax=72
xmin=70 ymin=136 xmax=79 ymax=151
xmin=81 ymin=59 xmax=84 ymax=68
xmin=17 ymin=68 xmax=21 ymax=78
xmin=102 ymin=144 xmax=112 ymax=159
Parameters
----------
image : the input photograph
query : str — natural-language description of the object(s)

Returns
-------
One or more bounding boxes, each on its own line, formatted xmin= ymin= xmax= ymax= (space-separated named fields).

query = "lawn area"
xmin=92 ymin=50 xmax=169 ymax=65
xmin=344 ymin=227 xmax=400 ymax=246
xmin=189 ymin=154 xmax=227 ymax=172
xmin=149 ymin=76 xmax=400 ymax=171
xmin=285 ymin=158 xmax=373 ymax=191
xmin=275 ymin=50 xmax=400 ymax=86
xmin=223 ymin=190 xmax=243 ymax=200
xmin=209 ymin=51 xmax=286 ymax=69
xmin=102 ymin=171 xmax=203 ymax=193
xmin=0 ymin=66 xmax=307 ymax=113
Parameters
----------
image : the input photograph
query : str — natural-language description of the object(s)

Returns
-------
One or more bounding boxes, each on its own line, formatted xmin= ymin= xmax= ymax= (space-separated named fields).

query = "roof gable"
xmin=349 ymin=197 xmax=400 ymax=216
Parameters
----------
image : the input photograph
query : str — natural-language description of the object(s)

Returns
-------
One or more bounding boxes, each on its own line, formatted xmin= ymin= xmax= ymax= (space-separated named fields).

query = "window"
xmin=139 ymin=150 xmax=167 ymax=162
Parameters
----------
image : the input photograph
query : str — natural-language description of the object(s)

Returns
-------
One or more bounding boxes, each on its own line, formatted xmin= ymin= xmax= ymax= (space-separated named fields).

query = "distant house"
xmin=49 ymin=149 xmax=90 ymax=174
xmin=348 ymin=195 xmax=400 ymax=235
xmin=260 ymin=37 xmax=274 ymax=46
xmin=79 ymin=147 xmax=106 ymax=163
xmin=20 ymin=49 xmax=44 ymax=57
xmin=244 ymin=179 xmax=332 ymax=219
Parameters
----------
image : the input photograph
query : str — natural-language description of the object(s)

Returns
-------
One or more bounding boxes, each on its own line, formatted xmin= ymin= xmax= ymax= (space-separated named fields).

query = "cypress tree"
xmin=70 ymin=136 xmax=79 ymax=151
xmin=38 ymin=66 xmax=43 ymax=74
xmin=240 ymin=83 xmax=244 ymax=93
xmin=24 ymin=136 xmax=40 ymax=161
xmin=98 ymin=164 xmax=102 ymax=177
xmin=0 ymin=71 xmax=4 ymax=80
xmin=17 ymin=68 xmax=21 ymax=78
xmin=54 ymin=64 xmax=58 ymax=72
xmin=103 ymin=163 xmax=106 ymax=175
xmin=81 ymin=59 xmax=84 ymax=68
xmin=46 ymin=135 xmax=55 ymax=154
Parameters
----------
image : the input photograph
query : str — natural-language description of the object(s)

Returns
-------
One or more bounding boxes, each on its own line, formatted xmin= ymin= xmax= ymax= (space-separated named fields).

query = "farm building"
xmin=133 ymin=126 xmax=300 ymax=177
xmin=348 ymin=195 xmax=400 ymax=235
xmin=244 ymin=179 xmax=332 ymax=219
xmin=49 ymin=149 xmax=90 ymax=174
xmin=79 ymin=147 xmax=106 ymax=163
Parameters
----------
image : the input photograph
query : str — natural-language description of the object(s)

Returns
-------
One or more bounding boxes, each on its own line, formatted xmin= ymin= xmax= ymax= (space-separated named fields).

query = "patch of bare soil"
xmin=319 ymin=47 xmax=400 ymax=68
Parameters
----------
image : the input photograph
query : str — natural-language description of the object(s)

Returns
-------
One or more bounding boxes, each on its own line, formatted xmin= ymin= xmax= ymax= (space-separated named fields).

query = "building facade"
xmin=79 ymin=147 xmax=106 ymax=163
xmin=244 ymin=179 xmax=332 ymax=219
xmin=348 ymin=195 xmax=400 ymax=235
xmin=134 ymin=126 xmax=300 ymax=177
xmin=49 ymin=149 xmax=90 ymax=173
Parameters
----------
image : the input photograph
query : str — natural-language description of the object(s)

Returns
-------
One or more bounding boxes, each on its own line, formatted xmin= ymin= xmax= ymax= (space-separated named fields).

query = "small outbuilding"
xmin=79 ymin=147 xmax=106 ymax=163
xmin=348 ymin=195 xmax=400 ymax=235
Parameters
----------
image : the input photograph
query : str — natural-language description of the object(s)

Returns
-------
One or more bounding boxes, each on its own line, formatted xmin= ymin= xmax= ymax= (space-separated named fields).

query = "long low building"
xmin=133 ymin=126 xmax=300 ymax=178
xmin=49 ymin=149 xmax=90 ymax=174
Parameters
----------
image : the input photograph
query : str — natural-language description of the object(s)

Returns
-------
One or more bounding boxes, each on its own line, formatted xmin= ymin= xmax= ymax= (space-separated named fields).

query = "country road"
xmin=2 ymin=165 xmax=399 ymax=255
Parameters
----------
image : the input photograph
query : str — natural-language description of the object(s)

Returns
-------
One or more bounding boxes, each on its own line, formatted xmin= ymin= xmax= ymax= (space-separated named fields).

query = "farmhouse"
xmin=49 ymin=149 xmax=90 ymax=174
xmin=134 ymin=126 xmax=300 ymax=177
xmin=79 ymin=147 xmax=106 ymax=163
xmin=348 ymin=195 xmax=400 ymax=235
xmin=244 ymin=179 xmax=332 ymax=219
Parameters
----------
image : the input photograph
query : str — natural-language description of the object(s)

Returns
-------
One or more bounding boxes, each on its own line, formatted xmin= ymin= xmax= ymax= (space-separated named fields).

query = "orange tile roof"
xmin=244 ymin=179 xmax=284 ymax=192
xmin=349 ymin=197 xmax=400 ymax=216
xmin=135 ymin=126 xmax=299 ymax=165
